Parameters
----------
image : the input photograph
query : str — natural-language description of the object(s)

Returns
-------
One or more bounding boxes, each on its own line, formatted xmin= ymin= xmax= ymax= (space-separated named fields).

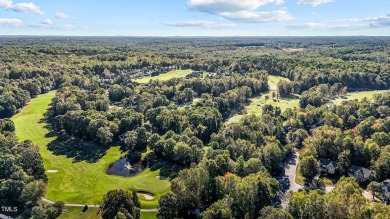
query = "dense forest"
xmin=1 ymin=37 xmax=390 ymax=219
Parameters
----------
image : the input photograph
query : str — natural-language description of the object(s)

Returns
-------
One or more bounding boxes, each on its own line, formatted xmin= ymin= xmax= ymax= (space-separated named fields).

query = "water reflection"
xmin=106 ymin=158 xmax=145 ymax=177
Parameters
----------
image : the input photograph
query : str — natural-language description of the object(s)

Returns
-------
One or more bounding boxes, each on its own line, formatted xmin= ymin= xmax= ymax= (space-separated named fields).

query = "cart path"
xmin=41 ymin=197 xmax=158 ymax=212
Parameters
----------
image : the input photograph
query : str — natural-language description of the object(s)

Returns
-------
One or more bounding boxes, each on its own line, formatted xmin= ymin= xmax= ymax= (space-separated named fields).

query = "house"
xmin=381 ymin=179 xmax=390 ymax=200
xmin=348 ymin=165 xmax=373 ymax=183
xmin=318 ymin=158 xmax=336 ymax=175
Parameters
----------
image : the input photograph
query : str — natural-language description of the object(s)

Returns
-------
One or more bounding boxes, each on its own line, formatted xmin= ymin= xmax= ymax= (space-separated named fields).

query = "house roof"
xmin=382 ymin=179 xmax=390 ymax=187
xmin=0 ymin=214 xmax=12 ymax=219
xmin=349 ymin=165 xmax=372 ymax=178
xmin=319 ymin=158 xmax=336 ymax=167
xmin=382 ymin=180 xmax=390 ymax=193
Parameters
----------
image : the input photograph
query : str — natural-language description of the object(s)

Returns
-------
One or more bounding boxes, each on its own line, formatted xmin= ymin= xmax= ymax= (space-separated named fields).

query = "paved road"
xmin=41 ymin=197 xmax=158 ymax=212
xmin=284 ymin=151 xmax=303 ymax=192
xmin=278 ymin=151 xmax=303 ymax=208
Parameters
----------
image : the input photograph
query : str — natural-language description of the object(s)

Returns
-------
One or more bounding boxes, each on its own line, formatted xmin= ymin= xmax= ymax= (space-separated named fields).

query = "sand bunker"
xmin=137 ymin=192 xmax=155 ymax=200
xmin=46 ymin=170 xmax=58 ymax=173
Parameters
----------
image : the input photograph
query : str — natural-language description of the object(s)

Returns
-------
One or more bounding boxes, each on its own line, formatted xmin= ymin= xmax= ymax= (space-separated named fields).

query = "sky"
xmin=0 ymin=0 xmax=389 ymax=36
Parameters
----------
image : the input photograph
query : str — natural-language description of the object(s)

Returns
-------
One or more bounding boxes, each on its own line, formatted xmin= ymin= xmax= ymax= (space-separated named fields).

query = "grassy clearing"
xmin=11 ymin=91 xmax=170 ymax=211
xmin=332 ymin=90 xmax=389 ymax=105
xmin=135 ymin=69 xmax=193 ymax=84
xmin=226 ymin=75 xmax=298 ymax=125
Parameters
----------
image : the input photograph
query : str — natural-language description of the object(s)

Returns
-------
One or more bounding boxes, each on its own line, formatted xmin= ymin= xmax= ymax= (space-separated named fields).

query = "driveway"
xmin=277 ymin=151 xmax=303 ymax=208
xmin=284 ymin=151 xmax=302 ymax=192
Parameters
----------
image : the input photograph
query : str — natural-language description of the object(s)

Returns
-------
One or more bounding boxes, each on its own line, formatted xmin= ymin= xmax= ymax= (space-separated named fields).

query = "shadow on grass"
xmin=145 ymin=153 xmax=184 ymax=179
xmin=39 ymin=109 xmax=111 ymax=163
xmin=47 ymin=134 xmax=109 ymax=163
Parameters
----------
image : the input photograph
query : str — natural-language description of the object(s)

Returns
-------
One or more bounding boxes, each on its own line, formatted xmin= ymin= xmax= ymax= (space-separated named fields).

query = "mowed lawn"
xmin=11 ymin=91 xmax=170 ymax=210
xmin=135 ymin=69 xmax=193 ymax=84
xmin=227 ymin=75 xmax=299 ymax=124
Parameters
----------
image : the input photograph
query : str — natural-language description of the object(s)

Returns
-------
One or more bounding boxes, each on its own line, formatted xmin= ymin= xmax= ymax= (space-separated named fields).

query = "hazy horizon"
xmin=0 ymin=0 xmax=389 ymax=36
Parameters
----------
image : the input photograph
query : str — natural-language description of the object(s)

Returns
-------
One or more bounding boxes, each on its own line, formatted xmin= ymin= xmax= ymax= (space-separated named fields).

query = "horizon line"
xmin=1 ymin=35 xmax=390 ymax=38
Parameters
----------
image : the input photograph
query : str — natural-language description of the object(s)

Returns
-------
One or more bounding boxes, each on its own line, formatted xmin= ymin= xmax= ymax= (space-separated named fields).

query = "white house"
xmin=318 ymin=158 xmax=336 ymax=175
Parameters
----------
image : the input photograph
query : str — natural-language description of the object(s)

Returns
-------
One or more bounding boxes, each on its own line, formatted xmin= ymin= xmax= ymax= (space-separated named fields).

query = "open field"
xmin=135 ymin=69 xmax=193 ymax=83
xmin=227 ymin=75 xmax=298 ymax=124
xmin=11 ymin=91 xmax=170 ymax=212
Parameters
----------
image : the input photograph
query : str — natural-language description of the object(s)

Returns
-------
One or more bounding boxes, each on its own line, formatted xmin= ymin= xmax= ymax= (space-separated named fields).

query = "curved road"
xmin=41 ymin=197 xmax=158 ymax=212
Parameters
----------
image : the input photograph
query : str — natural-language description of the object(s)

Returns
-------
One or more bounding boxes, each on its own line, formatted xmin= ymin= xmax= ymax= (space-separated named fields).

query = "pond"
xmin=106 ymin=158 xmax=145 ymax=177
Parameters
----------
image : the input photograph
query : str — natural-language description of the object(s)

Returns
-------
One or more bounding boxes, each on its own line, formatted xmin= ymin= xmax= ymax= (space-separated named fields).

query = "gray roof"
xmin=349 ymin=165 xmax=372 ymax=178
xmin=382 ymin=179 xmax=390 ymax=191
xmin=382 ymin=180 xmax=390 ymax=194
xmin=319 ymin=158 xmax=336 ymax=167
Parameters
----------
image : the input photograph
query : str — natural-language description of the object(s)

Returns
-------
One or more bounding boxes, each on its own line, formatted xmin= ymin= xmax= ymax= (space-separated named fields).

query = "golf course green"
xmin=11 ymin=91 xmax=170 ymax=211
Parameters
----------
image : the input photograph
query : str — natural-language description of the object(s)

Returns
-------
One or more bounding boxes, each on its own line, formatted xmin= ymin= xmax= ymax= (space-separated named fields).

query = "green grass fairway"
xmin=140 ymin=212 xmax=158 ymax=219
xmin=226 ymin=76 xmax=389 ymax=125
xmin=332 ymin=90 xmax=389 ymax=105
xmin=268 ymin=75 xmax=290 ymax=90
xmin=226 ymin=75 xmax=298 ymax=125
xmin=11 ymin=91 xmax=170 ymax=211
xmin=135 ymin=69 xmax=193 ymax=84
